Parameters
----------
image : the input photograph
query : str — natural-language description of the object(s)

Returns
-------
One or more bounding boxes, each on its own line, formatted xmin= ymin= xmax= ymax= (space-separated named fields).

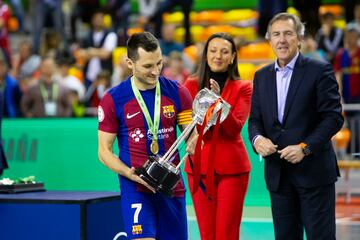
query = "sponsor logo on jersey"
xmin=147 ymin=127 xmax=174 ymax=140
xmin=98 ymin=106 xmax=104 ymax=122
xmin=162 ymin=105 xmax=175 ymax=118
xmin=132 ymin=224 xmax=143 ymax=235
xmin=129 ymin=128 xmax=144 ymax=142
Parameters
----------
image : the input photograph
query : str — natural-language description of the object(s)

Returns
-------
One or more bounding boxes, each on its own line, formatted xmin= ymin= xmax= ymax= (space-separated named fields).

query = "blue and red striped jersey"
xmin=98 ymin=76 xmax=193 ymax=196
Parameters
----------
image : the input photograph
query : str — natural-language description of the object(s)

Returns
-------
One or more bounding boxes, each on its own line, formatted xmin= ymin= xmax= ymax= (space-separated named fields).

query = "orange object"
xmin=333 ymin=128 xmax=351 ymax=149
xmin=7 ymin=17 xmax=18 ymax=32
xmin=73 ymin=49 xmax=86 ymax=68
xmin=238 ymin=42 xmax=273 ymax=60
xmin=319 ymin=5 xmax=343 ymax=17
xmin=197 ymin=10 xmax=225 ymax=23
xmin=184 ymin=45 xmax=198 ymax=62
xmin=201 ymin=25 xmax=232 ymax=41
xmin=127 ymin=27 xmax=144 ymax=37
xmin=68 ymin=67 xmax=84 ymax=82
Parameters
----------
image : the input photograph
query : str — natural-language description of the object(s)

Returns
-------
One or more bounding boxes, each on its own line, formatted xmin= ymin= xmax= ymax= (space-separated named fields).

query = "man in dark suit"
xmin=0 ymin=89 xmax=8 ymax=176
xmin=248 ymin=13 xmax=343 ymax=240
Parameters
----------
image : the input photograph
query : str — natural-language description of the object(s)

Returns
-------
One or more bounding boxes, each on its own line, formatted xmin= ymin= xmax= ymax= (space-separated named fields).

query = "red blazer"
xmin=184 ymin=77 xmax=252 ymax=175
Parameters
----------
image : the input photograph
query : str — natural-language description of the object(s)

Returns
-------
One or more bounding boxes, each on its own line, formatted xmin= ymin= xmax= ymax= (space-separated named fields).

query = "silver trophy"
xmin=135 ymin=88 xmax=231 ymax=196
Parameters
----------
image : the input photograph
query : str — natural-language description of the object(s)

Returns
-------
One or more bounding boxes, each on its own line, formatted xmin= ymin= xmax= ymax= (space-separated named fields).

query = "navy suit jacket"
xmin=0 ymin=90 xmax=8 ymax=176
xmin=248 ymin=54 xmax=343 ymax=191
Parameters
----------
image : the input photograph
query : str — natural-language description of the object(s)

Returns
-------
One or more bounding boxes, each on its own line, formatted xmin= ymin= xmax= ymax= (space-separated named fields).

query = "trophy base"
xmin=135 ymin=156 xmax=180 ymax=196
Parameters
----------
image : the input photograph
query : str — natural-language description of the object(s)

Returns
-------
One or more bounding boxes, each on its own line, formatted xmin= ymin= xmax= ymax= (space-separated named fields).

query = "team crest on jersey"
xmin=162 ymin=105 xmax=175 ymax=118
xmin=129 ymin=128 xmax=144 ymax=142
xmin=98 ymin=106 xmax=104 ymax=122
xmin=132 ymin=224 xmax=143 ymax=235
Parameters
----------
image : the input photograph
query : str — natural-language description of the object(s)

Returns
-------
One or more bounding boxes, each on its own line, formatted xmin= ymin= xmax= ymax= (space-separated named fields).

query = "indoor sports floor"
xmin=186 ymin=176 xmax=360 ymax=240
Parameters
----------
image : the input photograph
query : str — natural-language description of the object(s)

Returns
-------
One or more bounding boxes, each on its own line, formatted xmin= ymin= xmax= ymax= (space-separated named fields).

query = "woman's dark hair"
xmin=127 ymin=32 xmax=159 ymax=61
xmin=197 ymin=32 xmax=240 ymax=89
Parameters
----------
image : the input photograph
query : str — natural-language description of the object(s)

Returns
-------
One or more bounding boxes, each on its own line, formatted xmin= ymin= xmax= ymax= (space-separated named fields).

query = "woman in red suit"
xmin=184 ymin=33 xmax=252 ymax=240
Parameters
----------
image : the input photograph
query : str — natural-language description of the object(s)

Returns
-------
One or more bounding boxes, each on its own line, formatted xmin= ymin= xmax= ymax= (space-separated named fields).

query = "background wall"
xmin=2 ymin=118 xmax=269 ymax=206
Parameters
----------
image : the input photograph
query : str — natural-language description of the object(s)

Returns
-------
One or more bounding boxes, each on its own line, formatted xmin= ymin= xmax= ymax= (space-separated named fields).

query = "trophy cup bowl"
xmin=135 ymin=88 xmax=231 ymax=196
xmin=135 ymin=155 xmax=180 ymax=196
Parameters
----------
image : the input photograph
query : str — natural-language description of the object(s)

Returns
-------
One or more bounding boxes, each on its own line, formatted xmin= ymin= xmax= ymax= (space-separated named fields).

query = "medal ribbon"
xmin=131 ymin=77 xmax=161 ymax=149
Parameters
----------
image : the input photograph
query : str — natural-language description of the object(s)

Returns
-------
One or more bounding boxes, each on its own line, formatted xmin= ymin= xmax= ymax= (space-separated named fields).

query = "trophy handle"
xmin=159 ymin=120 xmax=197 ymax=164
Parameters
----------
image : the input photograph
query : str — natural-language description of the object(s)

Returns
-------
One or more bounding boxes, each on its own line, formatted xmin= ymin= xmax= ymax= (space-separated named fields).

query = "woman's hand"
xmin=210 ymin=78 xmax=220 ymax=95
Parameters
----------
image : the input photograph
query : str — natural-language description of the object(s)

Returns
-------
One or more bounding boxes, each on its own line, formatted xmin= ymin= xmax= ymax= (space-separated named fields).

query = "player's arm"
xmin=98 ymin=130 xmax=155 ymax=192
xmin=98 ymin=130 xmax=128 ymax=175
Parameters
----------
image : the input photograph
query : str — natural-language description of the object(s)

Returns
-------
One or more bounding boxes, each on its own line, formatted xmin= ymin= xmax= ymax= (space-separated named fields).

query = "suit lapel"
xmin=282 ymin=54 xmax=306 ymax=124
xmin=266 ymin=64 xmax=278 ymax=123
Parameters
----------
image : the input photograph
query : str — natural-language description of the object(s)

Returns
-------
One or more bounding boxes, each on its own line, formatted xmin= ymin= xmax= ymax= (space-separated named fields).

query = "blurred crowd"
xmin=0 ymin=0 xmax=359 ymax=121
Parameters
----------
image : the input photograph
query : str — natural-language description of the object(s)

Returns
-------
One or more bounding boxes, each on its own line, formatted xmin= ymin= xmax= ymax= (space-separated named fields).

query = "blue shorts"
xmin=121 ymin=191 xmax=187 ymax=239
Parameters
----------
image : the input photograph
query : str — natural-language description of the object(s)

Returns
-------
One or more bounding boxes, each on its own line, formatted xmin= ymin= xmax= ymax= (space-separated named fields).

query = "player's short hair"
xmin=127 ymin=32 xmax=159 ymax=61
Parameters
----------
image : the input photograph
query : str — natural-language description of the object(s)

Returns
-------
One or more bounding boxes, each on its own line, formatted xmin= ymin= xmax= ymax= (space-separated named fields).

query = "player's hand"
xmin=210 ymin=78 xmax=220 ymax=95
xmin=127 ymin=167 xmax=156 ymax=193
xmin=254 ymin=136 xmax=278 ymax=157
xmin=278 ymin=145 xmax=305 ymax=164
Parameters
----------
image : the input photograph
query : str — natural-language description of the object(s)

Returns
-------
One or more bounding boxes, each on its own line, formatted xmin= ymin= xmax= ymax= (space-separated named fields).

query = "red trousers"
xmin=188 ymin=173 xmax=249 ymax=240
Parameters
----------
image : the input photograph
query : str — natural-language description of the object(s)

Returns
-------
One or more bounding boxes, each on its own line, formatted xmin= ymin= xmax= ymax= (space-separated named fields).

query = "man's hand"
xmin=278 ymin=145 xmax=305 ymax=164
xmin=127 ymin=167 xmax=156 ymax=193
xmin=254 ymin=136 xmax=278 ymax=157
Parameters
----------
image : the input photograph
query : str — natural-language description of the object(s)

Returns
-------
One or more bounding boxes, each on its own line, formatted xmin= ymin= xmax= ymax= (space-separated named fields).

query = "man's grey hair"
xmin=265 ymin=13 xmax=305 ymax=40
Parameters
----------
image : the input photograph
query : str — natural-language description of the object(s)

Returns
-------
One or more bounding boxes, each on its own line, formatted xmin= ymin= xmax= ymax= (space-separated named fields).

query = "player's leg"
xmin=156 ymin=193 xmax=188 ymax=240
xmin=121 ymin=191 xmax=157 ymax=240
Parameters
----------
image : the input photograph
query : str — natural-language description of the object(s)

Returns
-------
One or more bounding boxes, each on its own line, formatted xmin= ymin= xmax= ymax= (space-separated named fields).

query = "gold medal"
xmin=150 ymin=139 xmax=159 ymax=155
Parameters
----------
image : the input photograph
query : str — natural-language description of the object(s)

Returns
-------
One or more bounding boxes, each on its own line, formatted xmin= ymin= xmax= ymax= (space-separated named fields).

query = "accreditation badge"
xmin=44 ymin=101 xmax=57 ymax=116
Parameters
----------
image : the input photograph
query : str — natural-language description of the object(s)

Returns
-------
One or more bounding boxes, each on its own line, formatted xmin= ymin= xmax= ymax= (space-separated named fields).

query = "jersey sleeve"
xmin=98 ymin=93 xmax=118 ymax=133
xmin=177 ymin=84 xmax=193 ymax=125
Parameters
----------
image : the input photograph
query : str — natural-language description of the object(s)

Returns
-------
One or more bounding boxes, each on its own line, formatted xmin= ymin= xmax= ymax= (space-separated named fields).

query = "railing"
xmin=342 ymin=104 xmax=360 ymax=160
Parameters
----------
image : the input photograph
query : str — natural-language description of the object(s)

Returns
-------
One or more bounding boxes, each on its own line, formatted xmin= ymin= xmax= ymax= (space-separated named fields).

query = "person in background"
xmin=145 ymin=0 xmax=193 ymax=46
xmin=334 ymin=23 xmax=360 ymax=154
xmin=76 ymin=10 xmax=118 ymax=88
xmin=315 ymin=12 xmax=343 ymax=63
xmin=111 ymin=54 xmax=132 ymax=86
xmin=0 ymin=0 xmax=11 ymax=67
xmin=32 ymin=0 xmax=67 ymax=54
xmin=98 ymin=32 xmax=193 ymax=239
xmin=106 ymin=0 xmax=131 ymax=45
xmin=0 ymin=51 xmax=22 ymax=118
xmin=162 ymin=51 xmax=189 ymax=85
xmin=348 ymin=2 xmax=360 ymax=46
xmin=301 ymin=34 xmax=326 ymax=61
xmin=84 ymin=69 xmax=112 ymax=108
xmin=159 ymin=24 xmax=184 ymax=57
xmin=248 ymin=13 xmax=343 ymax=240
xmin=20 ymin=57 xmax=72 ymax=118
xmin=11 ymin=40 xmax=41 ymax=82
xmin=334 ymin=24 xmax=360 ymax=104
xmin=57 ymin=57 xmax=85 ymax=101
xmin=70 ymin=0 xmax=100 ymax=43
xmin=9 ymin=0 xmax=25 ymax=33
xmin=348 ymin=1 xmax=360 ymax=30
xmin=184 ymin=32 xmax=252 ymax=240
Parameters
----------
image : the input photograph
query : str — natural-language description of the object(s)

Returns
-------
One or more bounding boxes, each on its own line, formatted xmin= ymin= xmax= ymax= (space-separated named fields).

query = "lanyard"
xmin=40 ymin=83 xmax=58 ymax=102
xmin=131 ymin=77 xmax=161 ymax=154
